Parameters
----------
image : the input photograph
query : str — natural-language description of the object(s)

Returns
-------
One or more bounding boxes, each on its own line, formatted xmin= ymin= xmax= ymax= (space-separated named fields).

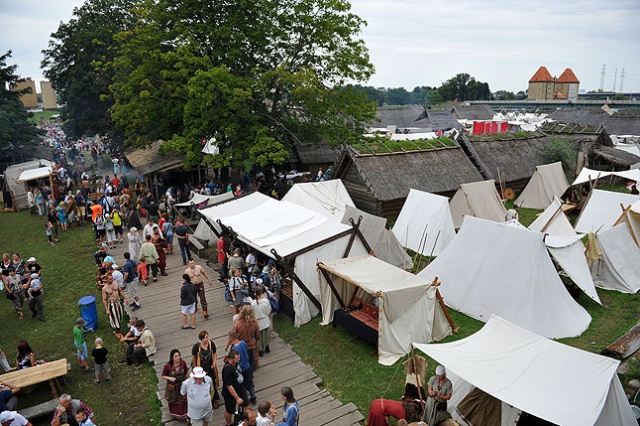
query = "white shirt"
xmin=112 ymin=270 xmax=124 ymax=288
xmin=180 ymin=376 xmax=213 ymax=420
xmin=0 ymin=412 xmax=29 ymax=426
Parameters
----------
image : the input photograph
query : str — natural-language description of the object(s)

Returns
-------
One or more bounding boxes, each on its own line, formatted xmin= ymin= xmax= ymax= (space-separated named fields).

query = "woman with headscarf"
xmin=423 ymin=365 xmax=453 ymax=426
xmin=127 ymin=227 xmax=142 ymax=261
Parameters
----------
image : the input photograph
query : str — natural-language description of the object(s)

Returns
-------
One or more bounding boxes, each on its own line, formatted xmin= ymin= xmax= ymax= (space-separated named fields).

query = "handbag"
xmin=224 ymin=285 xmax=233 ymax=302
xmin=436 ymin=400 xmax=447 ymax=411
xmin=5 ymin=291 xmax=16 ymax=301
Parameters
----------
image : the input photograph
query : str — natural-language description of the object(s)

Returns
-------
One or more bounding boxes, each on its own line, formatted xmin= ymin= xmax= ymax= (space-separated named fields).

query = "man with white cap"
xmin=25 ymin=258 xmax=41 ymax=279
xmin=423 ymin=365 xmax=453 ymax=426
xmin=0 ymin=410 xmax=31 ymax=426
xmin=180 ymin=366 xmax=214 ymax=426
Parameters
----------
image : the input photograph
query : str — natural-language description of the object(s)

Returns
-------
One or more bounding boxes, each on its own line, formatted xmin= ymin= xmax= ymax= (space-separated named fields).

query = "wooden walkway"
xmin=107 ymin=237 xmax=363 ymax=426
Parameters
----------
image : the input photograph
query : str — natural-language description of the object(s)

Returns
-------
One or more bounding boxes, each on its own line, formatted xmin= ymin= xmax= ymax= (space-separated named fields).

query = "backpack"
xmin=267 ymin=292 xmax=279 ymax=312
xmin=224 ymin=285 xmax=233 ymax=302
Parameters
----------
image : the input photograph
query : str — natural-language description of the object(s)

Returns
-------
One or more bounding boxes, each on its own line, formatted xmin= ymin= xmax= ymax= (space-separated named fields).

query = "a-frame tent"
xmin=198 ymin=192 xmax=370 ymax=326
xmin=392 ymin=189 xmax=455 ymax=257
xmin=514 ymin=161 xmax=570 ymax=209
xmin=449 ymin=180 xmax=506 ymax=229
xmin=575 ymin=189 xmax=640 ymax=233
xmin=281 ymin=179 xmax=355 ymax=221
xmin=591 ymin=223 xmax=640 ymax=294
xmin=317 ymin=255 xmax=452 ymax=365
xmin=413 ymin=315 xmax=637 ymax=426
xmin=418 ymin=216 xmax=591 ymax=339
xmin=529 ymin=197 xmax=601 ymax=304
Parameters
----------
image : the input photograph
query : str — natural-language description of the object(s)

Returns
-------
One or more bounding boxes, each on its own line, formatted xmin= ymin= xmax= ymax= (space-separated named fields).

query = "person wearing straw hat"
xmin=181 ymin=366 xmax=214 ymax=426
xmin=423 ymin=365 xmax=452 ymax=426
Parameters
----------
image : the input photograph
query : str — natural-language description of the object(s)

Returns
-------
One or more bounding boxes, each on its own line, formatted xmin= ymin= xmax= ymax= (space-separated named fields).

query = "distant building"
xmin=40 ymin=81 xmax=57 ymax=110
xmin=12 ymin=80 xmax=38 ymax=108
xmin=528 ymin=66 xmax=580 ymax=102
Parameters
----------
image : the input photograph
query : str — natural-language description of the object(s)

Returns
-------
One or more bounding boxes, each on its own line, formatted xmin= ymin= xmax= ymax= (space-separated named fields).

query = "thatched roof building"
xmin=334 ymin=139 xmax=483 ymax=217
xmin=374 ymin=105 xmax=463 ymax=131
xmin=548 ymin=108 xmax=640 ymax=135
xmin=125 ymin=140 xmax=184 ymax=177
xmin=466 ymin=132 xmax=551 ymax=189
xmin=451 ymin=104 xmax=495 ymax=120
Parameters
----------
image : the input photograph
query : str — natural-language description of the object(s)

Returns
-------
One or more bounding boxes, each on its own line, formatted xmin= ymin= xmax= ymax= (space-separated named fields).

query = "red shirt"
xmin=217 ymin=237 xmax=226 ymax=263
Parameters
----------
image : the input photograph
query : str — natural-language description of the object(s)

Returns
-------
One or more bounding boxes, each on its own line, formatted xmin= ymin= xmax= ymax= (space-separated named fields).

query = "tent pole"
xmin=424 ymin=231 xmax=441 ymax=268
xmin=540 ymin=205 xmax=563 ymax=233
xmin=409 ymin=345 xmax=425 ymax=402
xmin=271 ymin=249 xmax=322 ymax=312
xmin=614 ymin=204 xmax=639 ymax=247
xmin=404 ymin=225 xmax=409 ymax=270
xmin=413 ymin=223 xmax=428 ymax=267
xmin=317 ymin=264 xmax=347 ymax=309
xmin=343 ymin=216 xmax=366 ymax=257
xmin=432 ymin=277 xmax=457 ymax=333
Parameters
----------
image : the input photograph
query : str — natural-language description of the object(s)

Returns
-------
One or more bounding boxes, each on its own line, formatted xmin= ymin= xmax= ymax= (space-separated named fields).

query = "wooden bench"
xmin=0 ymin=359 xmax=69 ymax=398
xmin=18 ymin=398 xmax=59 ymax=419
xmin=351 ymin=303 xmax=379 ymax=331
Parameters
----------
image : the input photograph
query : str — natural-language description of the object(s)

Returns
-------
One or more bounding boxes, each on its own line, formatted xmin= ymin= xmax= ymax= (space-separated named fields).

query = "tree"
xmin=438 ymin=73 xmax=492 ymax=101
xmin=0 ymin=51 xmax=41 ymax=151
xmin=41 ymin=0 xmax=136 ymax=140
xmin=108 ymin=0 xmax=377 ymax=169
xmin=384 ymin=87 xmax=411 ymax=105
xmin=543 ymin=137 xmax=577 ymax=179
xmin=494 ymin=90 xmax=516 ymax=100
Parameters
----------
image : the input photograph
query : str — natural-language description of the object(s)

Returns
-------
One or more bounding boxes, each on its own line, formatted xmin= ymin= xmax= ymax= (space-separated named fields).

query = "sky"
xmin=1 ymin=0 xmax=639 ymax=94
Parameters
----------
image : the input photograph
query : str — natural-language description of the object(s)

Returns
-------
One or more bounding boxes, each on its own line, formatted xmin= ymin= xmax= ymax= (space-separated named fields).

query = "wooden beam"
xmin=343 ymin=216 xmax=363 ymax=258
xmin=271 ymin=249 xmax=322 ymax=312
xmin=430 ymin=277 xmax=457 ymax=333
xmin=317 ymin=263 xmax=347 ymax=309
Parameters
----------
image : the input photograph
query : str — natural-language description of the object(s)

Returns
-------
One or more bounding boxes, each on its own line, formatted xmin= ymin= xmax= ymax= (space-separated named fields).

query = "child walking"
xmin=74 ymin=318 xmax=91 ymax=371
xmin=46 ymin=221 xmax=55 ymax=245
xmin=91 ymin=337 xmax=112 ymax=384
xmin=137 ymin=257 xmax=149 ymax=285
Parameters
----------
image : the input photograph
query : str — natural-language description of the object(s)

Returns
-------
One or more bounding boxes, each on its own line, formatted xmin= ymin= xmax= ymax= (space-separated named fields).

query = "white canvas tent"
xmin=418 ymin=216 xmax=591 ymax=338
xmin=317 ymin=255 xmax=452 ymax=365
xmin=514 ymin=161 xmax=570 ymax=209
xmin=17 ymin=166 xmax=54 ymax=183
xmin=413 ymin=315 xmax=636 ymax=426
xmin=341 ymin=205 xmax=413 ymax=269
xmin=529 ymin=197 xmax=601 ymax=304
xmin=3 ymin=159 xmax=54 ymax=210
xmin=591 ymin=224 xmax=640 ymax=293
xmin=392 ymin=189 xmax=455 ymax=257
xmin=175 ymin=191 xmax=234 ymax=208
xmin=283 ymin=180 xmax=412 ymax=269
xmin=575 ymin=189 xmax=640 ymax=233
xmin=572 ymin=167 xmax=640 ymax=186
xmin=281 ymin=180 xmax=355 ymax=221
xmin=198 ymin=192 xmax=369 ymax=326
xmin=449 ymin=180 xmax=506 ymax=229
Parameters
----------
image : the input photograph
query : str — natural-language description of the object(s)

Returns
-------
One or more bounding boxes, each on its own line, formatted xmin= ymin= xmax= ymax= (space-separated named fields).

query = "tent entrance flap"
xmin=271 ymin=249 xmax=322 ymax=312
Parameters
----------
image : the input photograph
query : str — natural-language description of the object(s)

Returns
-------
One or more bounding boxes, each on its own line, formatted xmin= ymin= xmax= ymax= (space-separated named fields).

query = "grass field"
xmin=29 ymin=109 xmax=61 ymax=124
xmin=0 ymin=210 xmax=161 ymax=425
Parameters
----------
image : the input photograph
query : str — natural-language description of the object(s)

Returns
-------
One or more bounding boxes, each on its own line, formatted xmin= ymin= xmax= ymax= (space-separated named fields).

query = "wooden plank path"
xmin=106 ymin=237 xmax=363 ymax=426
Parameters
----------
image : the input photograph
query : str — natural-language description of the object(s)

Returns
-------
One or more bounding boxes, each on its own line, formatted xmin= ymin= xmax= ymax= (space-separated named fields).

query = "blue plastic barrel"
xmin=78 ymin=295 xmax=98 ymax=331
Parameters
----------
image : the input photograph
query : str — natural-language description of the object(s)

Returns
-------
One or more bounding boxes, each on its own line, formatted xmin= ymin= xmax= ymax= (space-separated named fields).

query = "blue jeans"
xmin=178 ymin=238 xmax=191 ymax=264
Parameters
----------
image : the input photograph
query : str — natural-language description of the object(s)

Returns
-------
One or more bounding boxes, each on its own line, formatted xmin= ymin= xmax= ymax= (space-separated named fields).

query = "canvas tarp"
xmin=283 ymin=180 xmax=411 ymax=269
xmin=175 ymin=191 xmax=234 ymax=208
xmin=318 ymin=255 xmax=452 ymax=365
xmin=575 ymin=189 xmax=640 ymax=233
xmin=17 ymin=166 xmax=53 ymax=183
xmin=418 ymin=216 xmax=591 ymax=339
xmin=449 ymin=180 xmax=506 ymax=229
xmin=281 ymin=179 xmax=355 ymax=221
xmin=514 ymin=161 xmax=570 ymax=209
xmin=3 ymin=159 xmax=54 ymax=211
xmin=197 ymin=191 xmax=369 ymax=326
xmin=572 ymin=167 xmax=640 ymax=186
xmin=392 ymin=189 xmax=455 ymax=257
xmin=413 ymin=315 xmax=637 ymax=426
xmin=627 ymin=200 xmax=640 ymax=244
xmin=529 ymin=197 xmax=601 ymax=304
xmin=341 ymin=205 xmax=412 ymax=269
xmin=591 ymin=224 xmax=640 ymax=293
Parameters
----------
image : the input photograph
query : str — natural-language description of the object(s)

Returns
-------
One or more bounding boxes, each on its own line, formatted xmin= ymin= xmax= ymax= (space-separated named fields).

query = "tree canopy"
xmin=104 ymin=0 xmax=377 ymax=169
xmin=0 ymin=51 xmax=41 ymax=151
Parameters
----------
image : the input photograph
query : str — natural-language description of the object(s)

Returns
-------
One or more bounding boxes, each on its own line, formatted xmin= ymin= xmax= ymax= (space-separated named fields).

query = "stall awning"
xmin=17 ymin=167 xmax=53 ymax=182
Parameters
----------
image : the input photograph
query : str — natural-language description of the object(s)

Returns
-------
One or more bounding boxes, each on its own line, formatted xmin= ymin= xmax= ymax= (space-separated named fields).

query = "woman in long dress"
xmin=161 ymin=349 xmax=188 ymax=420
xmin=423 ymin=365 xmax=453 ymax=426
xmin=127 ymin=227 xmax=142 ymax=261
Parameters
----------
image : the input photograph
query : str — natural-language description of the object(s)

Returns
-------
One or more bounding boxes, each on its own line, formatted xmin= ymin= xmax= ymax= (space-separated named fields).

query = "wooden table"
xmin=0 ymin=358 xmax=68 ymax=398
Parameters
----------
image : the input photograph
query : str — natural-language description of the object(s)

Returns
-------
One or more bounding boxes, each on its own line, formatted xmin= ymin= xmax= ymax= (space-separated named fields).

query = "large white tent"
xmin=418 ymin=216 xmax=591 ymax=339
xmin=449 ymin=180 xmax=506 ymax=229
xmin=175 ymin=191 xmax=234 ymax=208
xmin=392 ymin=189 xmax=455 ymax=257
xmin=514 ymin=161 xmax=570 ymax=209
xmin=198 ymin=192 xmax=369 ymax=326
xmin=317 ymin=255 xmax=452 ymax=365
xmin=575 ymin=189 xmax=640 ymax=233
xmin=529 ymin=197 xmax=601 ymax=304
xmin=283 ymin=180 xmax=411 ymax=269
xmin=591 ymin=224 xmax=640 ymax=294
xmin=413 ymin=315 xmax=636 ymax=426
xmin=281 ymin=180 xmax=355 ymax=221
xmin=572 ymin=167 xmax=640 ymax=186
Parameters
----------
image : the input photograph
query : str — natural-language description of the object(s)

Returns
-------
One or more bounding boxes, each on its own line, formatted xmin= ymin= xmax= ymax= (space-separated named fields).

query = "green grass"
xmin=0 ymin=211 xmax=161 ymax=425
xmin=29 ymin=110 xmax=61 ymax=124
